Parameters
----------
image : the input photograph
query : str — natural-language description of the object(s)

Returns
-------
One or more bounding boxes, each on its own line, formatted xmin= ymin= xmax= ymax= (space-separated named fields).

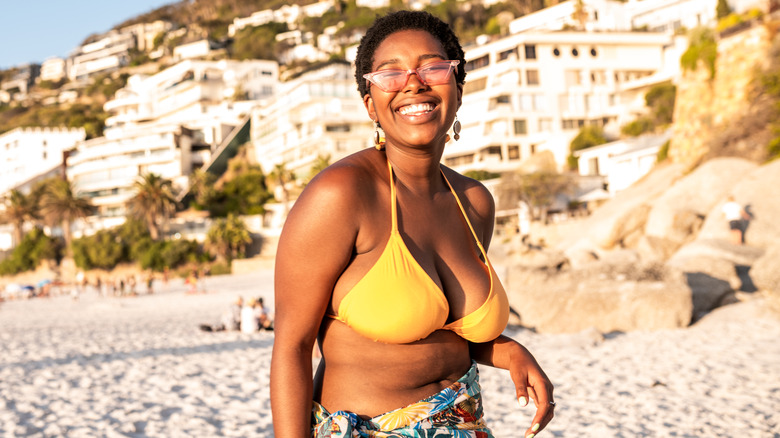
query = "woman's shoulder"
xmin=440 ymin=165 xmax=495 ymax=215
xmin=295 ymin=149 xmax=384 ymax=208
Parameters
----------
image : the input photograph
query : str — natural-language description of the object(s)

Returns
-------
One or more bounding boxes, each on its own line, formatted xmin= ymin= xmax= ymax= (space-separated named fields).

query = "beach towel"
xmin=312 ymin=361 xmax=493 ymax=437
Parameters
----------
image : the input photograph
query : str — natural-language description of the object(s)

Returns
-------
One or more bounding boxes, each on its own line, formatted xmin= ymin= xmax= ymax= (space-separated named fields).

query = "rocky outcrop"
xmin=641 ymin=158 xmax=757 ymax=259
xmin=695 ymin=159 xmax=780 ymax=248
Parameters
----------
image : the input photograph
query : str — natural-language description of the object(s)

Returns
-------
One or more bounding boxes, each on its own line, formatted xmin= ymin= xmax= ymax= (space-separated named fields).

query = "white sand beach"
xmin=2 ymin=269 xmax=779 ymax=437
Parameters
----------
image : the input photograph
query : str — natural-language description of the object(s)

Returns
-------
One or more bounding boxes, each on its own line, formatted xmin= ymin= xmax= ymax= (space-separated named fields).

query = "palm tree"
xmin=267 ymin=162 xmax=296 ymax=216
xmin=307 ymin=154 xmax=331 ymax=183
xmin=40 ymin=178 xmax=93 ymax=257
xmin=205 ymin=213 xmax=252 ymax=262
xmin=127 ymin=173 xmax=177 ymax=241
xmin=0 ymin=189 xmax=39 ymax=247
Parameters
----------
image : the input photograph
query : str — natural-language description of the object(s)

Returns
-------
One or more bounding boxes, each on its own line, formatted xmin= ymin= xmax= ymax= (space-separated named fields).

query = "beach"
xmin=1 ymin=269 xmax=779 ymax=437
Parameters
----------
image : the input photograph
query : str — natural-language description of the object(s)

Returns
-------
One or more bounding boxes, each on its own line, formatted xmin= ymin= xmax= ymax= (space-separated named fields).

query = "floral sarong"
xmin=312 ymin=361 xmax=494 ymax=437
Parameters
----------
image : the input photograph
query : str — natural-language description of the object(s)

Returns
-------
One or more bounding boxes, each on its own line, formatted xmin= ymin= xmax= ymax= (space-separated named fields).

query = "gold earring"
xmin=374 ymin=121 xmax=385 ymax=150
xmin=453 ymin=115 xmax=461 ymax=141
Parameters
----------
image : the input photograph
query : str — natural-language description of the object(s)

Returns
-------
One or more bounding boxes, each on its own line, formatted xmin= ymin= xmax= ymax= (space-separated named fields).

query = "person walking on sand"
xmin=271 ymin=11 xmax=554 ymax=438
xmin=722 ymin=195 xmax=750 ymax=245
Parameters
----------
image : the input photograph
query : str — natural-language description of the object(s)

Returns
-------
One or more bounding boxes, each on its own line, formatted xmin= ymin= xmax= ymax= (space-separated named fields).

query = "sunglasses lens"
xmin=373 ymin=70 xmax=407 ymax=91
xmin=419 ymin=63 xmax=454 ymax=85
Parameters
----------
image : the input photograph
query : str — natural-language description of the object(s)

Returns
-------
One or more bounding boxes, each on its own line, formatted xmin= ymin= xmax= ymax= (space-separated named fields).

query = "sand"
xmin=1 ymin=269 xmax=779 ymax=437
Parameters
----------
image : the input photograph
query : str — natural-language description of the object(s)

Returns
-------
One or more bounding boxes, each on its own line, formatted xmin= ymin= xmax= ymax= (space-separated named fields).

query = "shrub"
xmin=568 ymin=125 xmax=607 ymax=170
xmin=72 ymin=229 xmax=124 ymax=270
xmin=621 ymin=117 xmax=654 ymax=137
xmin=657 ymin=140 xmax=671 ymax=162
xmin=463 ymin=170 xmax=501 ymax=181
xmin=0 ymin=228 xmax=61 ymax=275
xmin=681 ymin=28 xmax=717 ymax=79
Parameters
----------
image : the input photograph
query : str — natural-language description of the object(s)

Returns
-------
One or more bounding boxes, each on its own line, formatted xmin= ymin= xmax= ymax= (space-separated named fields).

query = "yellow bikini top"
xmin=330 ymin=161 xmax=509 ymax=344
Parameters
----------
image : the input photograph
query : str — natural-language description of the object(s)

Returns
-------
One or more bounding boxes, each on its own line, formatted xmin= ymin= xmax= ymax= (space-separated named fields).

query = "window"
xmin=42 ymin=151 xmax=47 ymax=160
xmin=499 ymin=48 xmax=517 ymax=61
xmin=445 ymin=154 xmax=474 ymax=166
xmin=490 ymin=95 xmax=511 ymax=110
xmin=538 ymin=118 xmax=553 ymax=132
xmin=524 ymin=44 xmax=536 ymax=60
xmin=588 ymin=157 xmax=600 ymax=176
xmin=565 ymin=70 xmax=581 ymax=86
xmin=508 ymin=145 xmax=520 ymax=160
xmin=465 ymin=55 xmax=490 ymax=72
xmin=326 ymin=124 xmax=350 ymax=132
xmin=526 ymin=70 xmax=539 ymax=86
xmin=590 ymin=47 xmax=598 ymax=57
xmin=482 ymin=146 xmax=502 ymax=159
xmin=572 ymin=47 xmax=579 ymax=57
xmin=514 ymin=119 xmax=527 ymax=135
xmin=534 ymin=94 xmax=547 ymax=111
xmin=464 ymin=77 xmax=487 ymax=94
xmin=553 ymin=47 xmax=560 ymax=57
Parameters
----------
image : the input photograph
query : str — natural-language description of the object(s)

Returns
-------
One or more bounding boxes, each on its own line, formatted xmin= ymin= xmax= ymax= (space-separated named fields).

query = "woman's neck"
xmin=385 ymin=146 xmax=446 ymax=199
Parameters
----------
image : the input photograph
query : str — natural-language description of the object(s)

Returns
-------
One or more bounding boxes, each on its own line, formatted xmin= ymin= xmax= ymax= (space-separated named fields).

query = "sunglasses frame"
xmin=363 ymin=60 xmax=460 ymax=92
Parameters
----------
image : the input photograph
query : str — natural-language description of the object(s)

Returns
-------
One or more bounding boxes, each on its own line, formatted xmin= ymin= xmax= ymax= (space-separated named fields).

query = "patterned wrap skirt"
xmin=311 ymin=361 xmax=494 ymax=437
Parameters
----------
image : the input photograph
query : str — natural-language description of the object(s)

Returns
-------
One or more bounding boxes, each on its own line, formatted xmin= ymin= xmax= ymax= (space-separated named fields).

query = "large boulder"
xmin=644 ymin=158 xmax=757 ymax=244
xmin=696 ymin=159 xmax=780 ymax=248
xmin=751 ymin=243 xmax=780 ymax=294
xmin=504 ymin=259 xmax=692 ymax=333
xmin=558 ymin=163 xmax=685 ymax=264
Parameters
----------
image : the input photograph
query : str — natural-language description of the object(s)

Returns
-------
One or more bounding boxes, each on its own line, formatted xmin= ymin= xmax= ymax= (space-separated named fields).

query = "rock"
xmin=696 ymin=159 xmax=780 ymax=248
xmin=751 ymin=243 xmax=780 ymax=293
xmin=635 ymin=234 xmax=681 ymax=261
xmin=557 ymin=162 xmax=685 ymax=256
xmin=669 ymin=239 xmax=764 ymax=267
xmin=504 ymin=264 xmax=692 ymax=333
xmin=644 ymin=158 xmax=756 ymax=246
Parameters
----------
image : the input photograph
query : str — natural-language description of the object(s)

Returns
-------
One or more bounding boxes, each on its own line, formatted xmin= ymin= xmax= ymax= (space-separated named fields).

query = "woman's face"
xmin=363 ymin=29 xmax=462 ymax=151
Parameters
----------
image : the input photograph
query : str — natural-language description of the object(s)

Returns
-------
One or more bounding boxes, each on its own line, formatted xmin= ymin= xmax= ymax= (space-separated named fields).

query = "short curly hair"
xmin=354 ymin=10 xmax=466 ymax=98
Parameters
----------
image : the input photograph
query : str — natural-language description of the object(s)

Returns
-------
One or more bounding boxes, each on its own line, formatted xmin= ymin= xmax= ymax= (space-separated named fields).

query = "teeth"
xmin=399 ymin=103 xmax=434 ymax=115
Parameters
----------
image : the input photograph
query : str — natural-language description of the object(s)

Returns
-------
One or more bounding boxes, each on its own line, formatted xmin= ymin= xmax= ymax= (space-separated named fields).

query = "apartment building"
xmin=0 ymin=63 xmax=40 ymax=99
xmin=445 ymin=30 xmax=679 ymax=174
xmin=68 ymin=31 xmax=135 ymax=81
xmin=40 ymin=57 xmax=67 ymax=83
xmin=68 ymin=59 xmax=279 ymax=222
xmin=120 ymin=20 xmax=174 ymax=52
xmin=228 ymin=0 xmax=336 ymax=36
xmin=0 ymin=127 xmax=86 ymax=196
xmin=251 ymin=61 xmax=373 ymax=179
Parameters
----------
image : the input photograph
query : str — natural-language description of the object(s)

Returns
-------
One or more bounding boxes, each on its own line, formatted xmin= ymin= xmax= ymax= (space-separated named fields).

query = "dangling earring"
xmin=453 ymin=115 xmax=461 ymax=141
xmin=374 ymin=121 xmax=385 ymax=150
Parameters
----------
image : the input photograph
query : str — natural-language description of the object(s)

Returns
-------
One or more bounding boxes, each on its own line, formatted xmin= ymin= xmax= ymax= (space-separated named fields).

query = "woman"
xmin=271 ymin=10 xmax=554 ymax=438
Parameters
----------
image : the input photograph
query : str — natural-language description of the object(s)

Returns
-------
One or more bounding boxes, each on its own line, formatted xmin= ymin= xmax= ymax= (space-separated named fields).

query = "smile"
xmin=397 ymin=103 xmax=436 ymax=116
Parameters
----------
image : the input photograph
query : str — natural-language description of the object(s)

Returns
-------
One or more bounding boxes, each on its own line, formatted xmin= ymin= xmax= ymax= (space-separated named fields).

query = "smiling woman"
xmin=270 ymin=10 xmax=555 ymax=438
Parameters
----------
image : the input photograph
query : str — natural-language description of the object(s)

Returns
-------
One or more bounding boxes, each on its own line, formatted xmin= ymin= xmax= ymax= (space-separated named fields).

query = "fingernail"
xmin=532 ymin=423 xmax=540 ymax=432
xmin=526 ymin=434 xmax=535 ymax=438
xmin=518 ymin=396 xmax=527 ymax=407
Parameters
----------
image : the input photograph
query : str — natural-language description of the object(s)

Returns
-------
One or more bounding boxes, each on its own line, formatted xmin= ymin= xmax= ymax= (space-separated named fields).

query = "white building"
xmin=0 ymin=127 xmax=86 ymax=196
xmin=40 ymin=57 xmax=67 ymax=83
xmin=574 ymin=130 xmax=671 ymax=194
xmin=68 ymin=59 xmax=279 ymax=221
xmin=172 ymin=39 xmax=225 ymax=62
xmin=121 ymin=20 xmax=174 ymax=52
xmin=228 ymin=0 xmax=336 ymax=36
xmin=251 ymin=61 xmax=373 ymax=179
xmin=68 ymin=31 xmax=135 ymax=81
xmin=445 ymin=30 xmax=680 ymax=174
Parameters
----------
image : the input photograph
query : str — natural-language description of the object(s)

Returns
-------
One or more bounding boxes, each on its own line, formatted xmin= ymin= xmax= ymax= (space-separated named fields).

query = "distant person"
xmin=254 ymin=297 xmax=273 ymax=331
xmin=241 ymin=297 xmax=259 ymax=334
xmin=722 ymin=195 xmax=750 ymax=245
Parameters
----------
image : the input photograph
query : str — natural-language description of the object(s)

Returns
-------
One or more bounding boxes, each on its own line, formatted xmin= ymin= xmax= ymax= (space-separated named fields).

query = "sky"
xmin=0 ymin=0 xmax=177 ymax=70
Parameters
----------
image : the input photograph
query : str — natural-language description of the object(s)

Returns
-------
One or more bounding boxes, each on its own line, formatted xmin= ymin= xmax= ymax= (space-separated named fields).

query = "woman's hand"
xmin=508 ymin=344 xmax=554 ymax=438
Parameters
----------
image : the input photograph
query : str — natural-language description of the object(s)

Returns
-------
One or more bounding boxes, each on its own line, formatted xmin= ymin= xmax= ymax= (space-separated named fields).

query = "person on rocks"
xmin=722 ymin=195 xmax=750 ymax=245
xmin=270 ymin=10 xmax=554 ymax=438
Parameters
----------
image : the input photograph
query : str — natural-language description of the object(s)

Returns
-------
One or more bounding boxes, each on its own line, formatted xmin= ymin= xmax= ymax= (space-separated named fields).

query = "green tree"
xmin=268 ymin=162 xmax=296 ymax=216
xmin=188 ymin=168 xmax=218 ymax=210
xmin=0 ymin=227 xmax=61 ymax=275
xmin=126 ymin=173 xmax=177 ymax=241
xmin=307 ymin=154 xmax=332 ymax=182
xmin=231 ymin=22 xmax=289 ymax=60
xmin=645 ymin=82 xmax=677 ymax=125
xmin=716 ymin=0 xmax=732 ymax=19
xmin=205 ymin=213 xmax=253 ymax=262
xmin=568 ymin=125 xmax=607 ymax=170
xmin=498 ymin=172 xmax=574 ymax=222
xmin=0 ymin=189 xmax=39 ymax=246
xmin=39 ymin=178 xmax=93 ymax=257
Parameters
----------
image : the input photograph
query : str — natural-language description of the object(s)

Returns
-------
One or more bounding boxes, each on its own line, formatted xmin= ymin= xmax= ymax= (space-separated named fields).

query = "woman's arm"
xmin=470 ymin=338 xmax=555 ymax=438
xmin=463 ymin=175 xmax=555 ymax=437
xmin=270 ymin=166 xmax=364 ymax=438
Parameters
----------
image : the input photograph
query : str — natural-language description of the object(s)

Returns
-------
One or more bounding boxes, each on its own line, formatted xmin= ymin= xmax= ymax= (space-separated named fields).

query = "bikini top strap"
xmin=439 ymin=168 xmax=489 ymax=261
xmin=387 ymin=160 xmax=398 ymax=232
